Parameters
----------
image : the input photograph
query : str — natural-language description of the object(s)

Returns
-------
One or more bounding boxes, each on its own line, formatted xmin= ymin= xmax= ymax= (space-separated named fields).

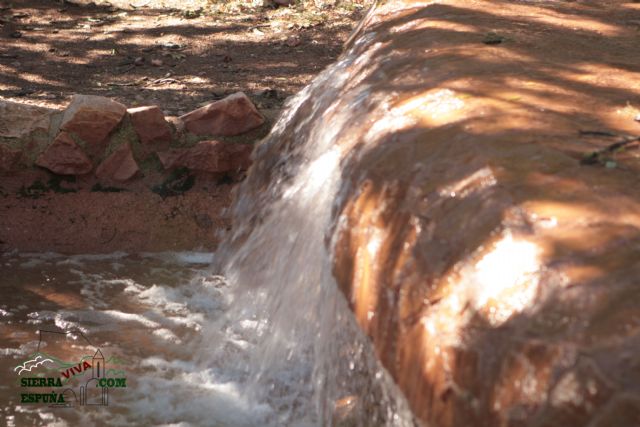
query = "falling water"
xmin=194 ymin=24 xmax=417 ymax=425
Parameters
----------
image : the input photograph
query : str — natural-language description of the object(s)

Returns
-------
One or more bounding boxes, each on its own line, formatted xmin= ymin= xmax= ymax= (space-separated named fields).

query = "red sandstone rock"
xmin=60 ymin=94 xmax=127 ymax=151
xmin=35 ymin=132 xmax=92 ymax=175
xmin=158 ymin=140 xmax=252 ymax=173
xmin=96 ymin=142 xmax=139 ymax=183
xmin=179 ymin=92 xmax=265 ymax=136
xmin=225 ymin=1 xmax=640 ymax=425
xmin=0 ymin=144 xmax=21 ymax=174
xmin=128 ymin=106 xmax=172 ymax=146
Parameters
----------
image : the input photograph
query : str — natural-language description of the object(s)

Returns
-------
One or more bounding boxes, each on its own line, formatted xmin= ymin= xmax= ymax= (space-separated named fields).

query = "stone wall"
xmin=0 ymin=93 xmax=269 ymax=252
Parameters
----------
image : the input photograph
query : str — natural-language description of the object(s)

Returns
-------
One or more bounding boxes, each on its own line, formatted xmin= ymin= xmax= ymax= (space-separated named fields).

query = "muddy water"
xmin=0 ymin=252 xmax=413 ymax=426
xmin=0 ymin=252 xmax=228 ymax=426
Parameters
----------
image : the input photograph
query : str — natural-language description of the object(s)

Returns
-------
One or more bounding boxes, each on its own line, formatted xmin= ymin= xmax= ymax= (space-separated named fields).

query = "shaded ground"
xmin=0 ymin=0 xmax=365 ymax=114
xmin=0 ymin=0 xmax=365 ymax=253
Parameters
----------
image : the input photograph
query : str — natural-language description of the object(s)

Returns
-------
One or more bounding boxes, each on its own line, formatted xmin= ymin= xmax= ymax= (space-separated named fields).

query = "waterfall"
xmin=196 ymin=17 xmax=417 ymax=426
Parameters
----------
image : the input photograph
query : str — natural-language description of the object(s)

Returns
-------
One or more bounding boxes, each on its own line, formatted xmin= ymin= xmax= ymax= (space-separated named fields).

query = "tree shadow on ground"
xmin=0 ymin=0 xmax=360 ymax=113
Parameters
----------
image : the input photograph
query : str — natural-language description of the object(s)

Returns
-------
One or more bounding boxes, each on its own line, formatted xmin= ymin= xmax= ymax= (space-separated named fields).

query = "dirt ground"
xmin=0 ymin=0 xmax=365 ymax=253
xmin=0 ymin=0 xmax=365 ymax=115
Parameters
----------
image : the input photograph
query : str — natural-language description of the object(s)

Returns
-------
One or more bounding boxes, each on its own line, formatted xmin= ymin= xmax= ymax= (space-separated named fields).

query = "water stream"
xmin=0 ymin=246 xmax=412 ymax=426
xmin=0 ymin=16 xmax=417 ymax=424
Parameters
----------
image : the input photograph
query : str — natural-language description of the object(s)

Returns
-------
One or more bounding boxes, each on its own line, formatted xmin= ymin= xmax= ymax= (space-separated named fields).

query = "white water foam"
xmin=189 ymin=33 xmax=417 ymax=425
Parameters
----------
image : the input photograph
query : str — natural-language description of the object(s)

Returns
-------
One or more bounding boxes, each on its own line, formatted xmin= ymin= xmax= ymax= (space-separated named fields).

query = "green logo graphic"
xmin=14 ymin=329 xmax=130 ymax=408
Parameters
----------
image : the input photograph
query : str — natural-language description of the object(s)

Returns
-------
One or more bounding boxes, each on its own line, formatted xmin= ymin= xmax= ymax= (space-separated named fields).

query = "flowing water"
xmin=0 ymin=18 xmax=417 ymax=424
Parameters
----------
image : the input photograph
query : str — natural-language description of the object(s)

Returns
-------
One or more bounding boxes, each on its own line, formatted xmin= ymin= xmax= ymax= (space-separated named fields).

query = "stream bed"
xmin=0 ymin=251 xmax=414 ymax=426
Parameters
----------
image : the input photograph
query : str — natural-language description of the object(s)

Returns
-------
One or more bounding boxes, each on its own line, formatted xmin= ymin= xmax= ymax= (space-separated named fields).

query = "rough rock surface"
xmin=60 ymin=94 xmax=127 ymax=154
xmin=35 ymin=132 xmax=93 ymax=175
xmin=128 ymin=105 xmax=172 ymax=146
xmin=95 ymin=142 xmax=139 ymax=183
xmin=0 ymin=93 xmax=264 ymax=253
xmin=0 ymin=100 xmax=58 ymax=139
xmin=158 ymin=140 xmax=253 ymax=173
xmin=228 ymin=0 xmax=640 ymax=425
xmin=0 ymin=145 xmax=22 ymax=174
xmin=179 ymin=92 xmax=265 ymax=136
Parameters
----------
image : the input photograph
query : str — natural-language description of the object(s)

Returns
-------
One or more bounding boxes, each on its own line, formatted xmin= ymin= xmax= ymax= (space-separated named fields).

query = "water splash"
xmin=195 ymin=31 xmax=417 ymax=426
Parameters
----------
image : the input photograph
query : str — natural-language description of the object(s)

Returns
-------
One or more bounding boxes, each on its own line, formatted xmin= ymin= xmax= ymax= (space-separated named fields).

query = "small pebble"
xmin=151 ymin=59 xmax=163 ymax=67
xmin=285 ymin=36 xmax=301 ymax=47
xmin=483 ymin=32 xmax=505 ymax=45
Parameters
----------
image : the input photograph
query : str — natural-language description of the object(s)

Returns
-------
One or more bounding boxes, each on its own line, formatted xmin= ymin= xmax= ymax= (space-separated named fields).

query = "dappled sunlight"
xmin=570 ymin=63 xmax=640 ymax=91
xmin=0 ymin=0 xmax=359 ymax=112
xmin=404 ymin=89 xmax=466 ymax=126
xmin=390 ymin=17 xmax=480 ymax=34
xmin=0 ymin=69 xmax=65 ymax=88
xmin=417 ymin=233 xmax=542 ymax=340
xmin=488 ymin=3 xmax=623 ymax=36
xmin=472 ymin=233 xmax=541 ymax=326
xmin=523 ymin=200 xmax=609 ymax=228
xmin=323 ymin=1 xmax=640 ymax=425
xmin=437 ymin=167 xmax=497 ymax=199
